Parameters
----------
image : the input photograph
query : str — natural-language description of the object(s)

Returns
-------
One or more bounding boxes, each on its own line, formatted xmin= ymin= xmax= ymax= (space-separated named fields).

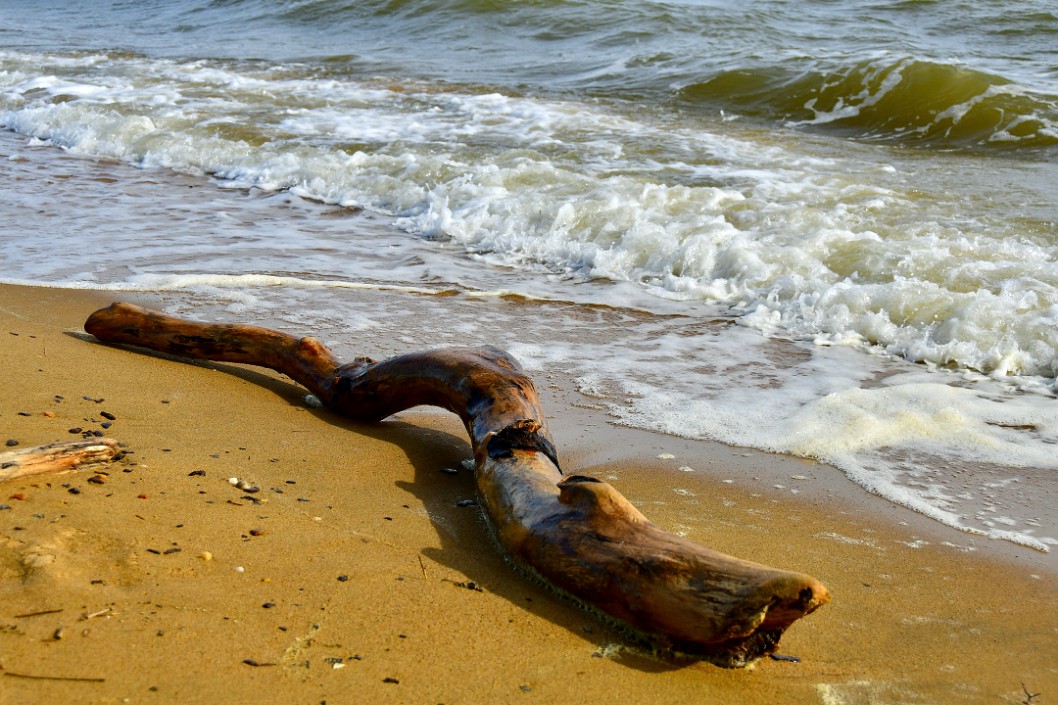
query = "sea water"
xmin=2 ymin=0 xmax=1057 ymax=553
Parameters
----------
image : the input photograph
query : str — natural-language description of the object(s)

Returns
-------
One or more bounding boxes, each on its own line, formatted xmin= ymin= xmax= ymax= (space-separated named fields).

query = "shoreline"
xmin=2 ymin=283 xmax=1056 ymax=703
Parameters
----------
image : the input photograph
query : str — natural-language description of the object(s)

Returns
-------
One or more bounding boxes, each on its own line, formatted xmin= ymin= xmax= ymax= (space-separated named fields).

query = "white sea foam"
xmin=6 ymin=52 xmax=1054 ymax=386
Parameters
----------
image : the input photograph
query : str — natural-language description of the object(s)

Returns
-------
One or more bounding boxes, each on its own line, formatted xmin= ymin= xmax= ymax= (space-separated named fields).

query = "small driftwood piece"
xmin=84 ymin=302 xmax=829 ymax=666
xmin=0 ymin=439 xmax=120 ymax=483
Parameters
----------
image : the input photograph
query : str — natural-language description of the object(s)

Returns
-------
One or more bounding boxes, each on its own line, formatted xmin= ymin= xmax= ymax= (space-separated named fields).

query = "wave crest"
xmin=679 ymin=56 xmax=1058 ymax=151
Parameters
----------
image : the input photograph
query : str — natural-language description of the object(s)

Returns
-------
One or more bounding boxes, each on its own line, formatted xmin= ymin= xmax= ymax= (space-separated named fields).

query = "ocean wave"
xmin=3 ymin=49 xmax=1058 ymax=385
xmin=677 ymin=55 xmax=1058 ymax=152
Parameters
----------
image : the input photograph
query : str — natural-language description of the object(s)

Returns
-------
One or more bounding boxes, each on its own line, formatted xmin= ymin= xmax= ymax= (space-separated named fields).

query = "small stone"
xmin=337 ymin=575 xmax=349 ymax=582
xmin=262 ymin=602 xmax=276 ymax=609
xmin=87 ymin=475 xmax=107 ymax=485
xmin=456 ymin=499 xmax=477 ymax=508
xmin=9 ymin=493 xmax=26 ymax=501
xmin=67 ymin=487 xmax=80 ymax=495
xmin=163 ymin=547 xmax=182 ymax=555
xmin=5 ymin=439 xmax=18 ymax=447
xmin=68 ymin=427 xmax=83 ymax=434
xmin=17 ymin=412 xmax=31 ymax=417
xmin=249 ymin=529 xmax=264 ymax=537
xmin=100 ymin=411 xmax=116 ymax=420
xmin=101 ymin=422 xmax=112 ymax=429
xmin=383 ymin=677 xmax=399 ymax=684
xmin=189 ymin=469 xmax=206 ymax=477
xmin=200 ymin=551 xmax=214 ymax=561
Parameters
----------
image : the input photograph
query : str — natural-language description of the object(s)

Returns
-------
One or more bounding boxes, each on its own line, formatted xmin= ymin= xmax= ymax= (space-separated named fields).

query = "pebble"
xmin=100 ymin=411 xmax=116 ymax=420
xmin=228 ymin=477 xmax=260 ymax=493
xmin=249 ymin=529 xmax=265 ymax=537
xmin=4 ymin=439 xmax=17 ymax=447
xmin=456 ymin=499 xmax=477 ymax=508
xmin=200 ymin=551 xmax=214 ymax=561
xmin=189 ymin=470 xmax=206 ymax=477
xmin=17 ymin=412 xmax=31 ymax=417
xmin=68 ymin=427 xmax=83 ymax=434
xmin=337 ymin=575 xmax=349 ymax=582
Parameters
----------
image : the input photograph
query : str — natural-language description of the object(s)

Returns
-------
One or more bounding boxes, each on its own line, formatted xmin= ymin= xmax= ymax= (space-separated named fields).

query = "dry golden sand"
xmin=1 ymin=283 xmax=1056 ymax=705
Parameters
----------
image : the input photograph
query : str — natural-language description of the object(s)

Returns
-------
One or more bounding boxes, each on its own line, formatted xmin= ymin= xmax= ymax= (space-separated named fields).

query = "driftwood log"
xmin=84 ymin=302 xmax=829 ymax=666
xmin=0 ymin=438 xmax=120 ymax=483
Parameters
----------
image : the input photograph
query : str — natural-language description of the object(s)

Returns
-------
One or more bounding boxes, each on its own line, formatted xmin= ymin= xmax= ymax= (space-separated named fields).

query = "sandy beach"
xmin=1 ymin=283 xmax=1056 ymax=704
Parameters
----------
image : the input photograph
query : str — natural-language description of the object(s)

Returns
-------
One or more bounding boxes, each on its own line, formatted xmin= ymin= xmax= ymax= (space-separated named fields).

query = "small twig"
xmin=1022 ymin=682 xmax=1040 ymax=705
xmin=418 ymin=555 xmax=429 ymax=580
xmin=4 ymin=671 xmax=105 ymax=683
xmin=242 ymin=659 xmax=277 ymax=667
xmin=80 ymin=607 xmax=112 ymax=621
xmin=13 ymin=608 xmax=63 ymax=619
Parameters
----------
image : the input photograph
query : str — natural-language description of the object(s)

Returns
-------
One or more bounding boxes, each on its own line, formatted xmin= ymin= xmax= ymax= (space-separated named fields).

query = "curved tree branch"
xmin=84 ymin=302 xmax=829 ymax=666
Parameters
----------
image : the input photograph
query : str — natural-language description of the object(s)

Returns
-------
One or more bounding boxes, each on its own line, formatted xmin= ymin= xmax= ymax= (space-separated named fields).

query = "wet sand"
xmin=1 ymin=283 xmax=1056 ymax=704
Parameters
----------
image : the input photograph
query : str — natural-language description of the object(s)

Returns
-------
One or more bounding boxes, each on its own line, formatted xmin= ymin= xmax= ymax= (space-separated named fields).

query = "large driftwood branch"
xmin=84 ymin=302 xmax=829 ymax=666
xmin=0 ymin=438 xmax=120 ymax=483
